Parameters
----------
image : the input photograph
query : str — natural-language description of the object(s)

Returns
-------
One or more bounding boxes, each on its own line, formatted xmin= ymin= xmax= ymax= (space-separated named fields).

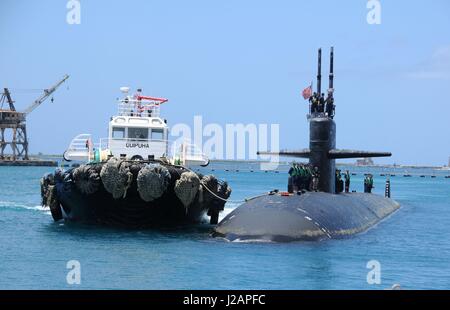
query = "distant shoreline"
xmin=27 ymin=154 xmax=447 ymax=170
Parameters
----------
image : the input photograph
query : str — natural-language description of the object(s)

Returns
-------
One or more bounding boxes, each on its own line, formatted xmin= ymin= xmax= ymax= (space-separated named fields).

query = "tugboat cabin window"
xmin=151 ymin=129 xmax=164 ymax=141
xmin=112 ymin=127 xmax=125 ymax=139
xmin=128 ymin=127 xmax=148 ymax=140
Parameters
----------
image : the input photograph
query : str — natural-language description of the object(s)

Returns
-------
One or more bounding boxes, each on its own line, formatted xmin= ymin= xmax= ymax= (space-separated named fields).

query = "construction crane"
xmin=23 ymin=75 xmax=69 ymax=114
xmin=0 ymin=75 xmax=69 ymax=161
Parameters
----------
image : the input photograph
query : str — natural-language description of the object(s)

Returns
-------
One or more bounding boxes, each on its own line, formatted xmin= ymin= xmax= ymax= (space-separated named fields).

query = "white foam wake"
xmin=0 ymin=201 xmax=51 ymax=215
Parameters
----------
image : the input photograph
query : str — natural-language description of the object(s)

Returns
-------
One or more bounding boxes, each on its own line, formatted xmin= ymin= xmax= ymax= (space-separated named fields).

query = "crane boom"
xmin=23 ymin=74 xmax=69 ymax=114
xmin=2 ymin=88 xmax=16 ymax=111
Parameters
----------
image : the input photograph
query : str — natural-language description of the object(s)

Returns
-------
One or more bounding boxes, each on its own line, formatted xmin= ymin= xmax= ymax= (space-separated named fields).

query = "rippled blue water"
xmin=0 ymin=162 xmax=449 ymax=289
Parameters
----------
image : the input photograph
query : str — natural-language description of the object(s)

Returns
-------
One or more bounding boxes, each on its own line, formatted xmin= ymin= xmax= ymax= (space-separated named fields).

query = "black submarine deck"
xmin=213 ymin=191 xmax=400 ymax=242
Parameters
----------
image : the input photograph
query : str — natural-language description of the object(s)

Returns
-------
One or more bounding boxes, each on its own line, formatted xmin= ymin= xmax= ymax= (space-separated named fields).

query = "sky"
xmin=1 ymin=0 xmax=449 ymax=166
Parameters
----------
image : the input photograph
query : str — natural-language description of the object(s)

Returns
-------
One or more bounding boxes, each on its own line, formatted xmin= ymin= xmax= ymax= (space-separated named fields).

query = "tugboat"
xmin=40 ymin=87 xmax=231 ymax=227
xmin=213 ymin=48 xmax=400 ymax=242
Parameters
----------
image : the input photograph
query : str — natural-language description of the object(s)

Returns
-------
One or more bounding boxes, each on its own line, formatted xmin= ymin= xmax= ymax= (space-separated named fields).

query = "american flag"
xmin=302 ymin=85 xmax=312 ymax=100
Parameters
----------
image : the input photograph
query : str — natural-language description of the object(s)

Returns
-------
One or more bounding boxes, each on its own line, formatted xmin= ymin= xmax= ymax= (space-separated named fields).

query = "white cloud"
xmin=406 ymin=45 xmax=450 ymax=80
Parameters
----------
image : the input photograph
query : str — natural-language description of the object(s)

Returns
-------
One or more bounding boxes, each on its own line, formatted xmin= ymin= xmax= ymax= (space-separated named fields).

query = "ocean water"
xmin=0 ymin=162 xmax=449 ymax=290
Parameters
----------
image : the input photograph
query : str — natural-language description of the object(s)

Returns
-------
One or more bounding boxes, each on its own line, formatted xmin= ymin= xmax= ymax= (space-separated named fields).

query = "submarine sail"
xmin=258 ymin=47 xmax=392 ymax=194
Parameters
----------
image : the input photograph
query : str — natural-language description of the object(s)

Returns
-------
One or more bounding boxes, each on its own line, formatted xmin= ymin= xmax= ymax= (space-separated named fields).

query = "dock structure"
xmin=0 ymin=75 xmax=68 ymax=165
xmin=0 ymin=88 xmax=28 ymax=160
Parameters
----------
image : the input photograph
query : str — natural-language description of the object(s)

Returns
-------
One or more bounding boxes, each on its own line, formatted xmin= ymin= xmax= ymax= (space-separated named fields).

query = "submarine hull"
xmin=213 ymin=192 xmax=400 ymax=242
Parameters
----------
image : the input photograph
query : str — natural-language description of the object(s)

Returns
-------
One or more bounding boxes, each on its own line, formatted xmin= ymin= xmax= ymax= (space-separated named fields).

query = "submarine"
xmin=213 ymin=47 xmax=400 ymax=242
